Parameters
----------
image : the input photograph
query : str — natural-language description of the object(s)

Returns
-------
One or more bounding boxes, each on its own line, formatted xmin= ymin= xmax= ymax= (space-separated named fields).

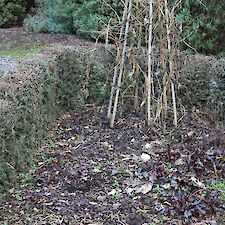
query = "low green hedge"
xmin=0 ymin=45 xmax=111 ymax=202
xmin=179 ymin=53 xmax=225 ymax=122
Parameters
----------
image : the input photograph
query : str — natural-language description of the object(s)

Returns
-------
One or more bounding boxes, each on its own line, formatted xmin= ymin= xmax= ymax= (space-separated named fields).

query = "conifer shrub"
xmin=72 ymin=0 xmax=123 ymax=39
xmin=23 ymin=0 xmax=123 ymax=37
xmin=24 ymin=0 xmax=224 ymax=55
xmin=24 ymin=0 xmax=79 ymax=33
xmin=0 ymin=0 xmax=27 ymax=27
xmin=176 ymin=0 xmax=225 ymax=56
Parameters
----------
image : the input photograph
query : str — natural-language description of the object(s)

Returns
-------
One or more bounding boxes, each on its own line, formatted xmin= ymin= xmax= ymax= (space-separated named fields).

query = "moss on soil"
xmin=0 ymin=42 xmax=43 ymax=58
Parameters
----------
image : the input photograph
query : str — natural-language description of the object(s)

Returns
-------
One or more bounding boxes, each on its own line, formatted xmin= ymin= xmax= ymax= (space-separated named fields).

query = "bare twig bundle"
xmin=107 ymin=0 xmax=182 ymax=128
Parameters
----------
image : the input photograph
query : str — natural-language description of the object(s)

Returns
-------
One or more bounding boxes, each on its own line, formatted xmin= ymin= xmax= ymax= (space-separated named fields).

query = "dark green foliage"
xmin=56 ymin=52 xmax=86 ymax=109
xmin=87 ymin=64 xmax=110 ymax=105
xmin=177 ymin=0 xmax=225 ymax=55
xmin=24 ymin=0 xmax=80 ymax=33
xmin=179 ymin=53 xmax=225 ymax=122
xmin=24 ymin=0 xmax=123 ymax=37
xmin=56 ymin=49 xmax=111 ymax=110
xmin=24 ymin=0 xmax=225 ymax=55
xmin=0 ymin=0 xmax=27 ymax=27
xmin=72 ymin=0 xmax=123 ymax=39
xmin=0 ymin=61 xmax=58 ymax=202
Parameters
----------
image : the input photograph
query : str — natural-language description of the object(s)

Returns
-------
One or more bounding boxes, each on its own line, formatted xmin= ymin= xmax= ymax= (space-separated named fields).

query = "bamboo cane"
xmin=165 ymin=0 xmax=178 ymax=127
xmin=110 ymin=0 xmax=133 ymax=128
xmin=147 ymin=0 xmax=153 ymax=126
xmin=107 ymin=0 xmax=129 ymax=119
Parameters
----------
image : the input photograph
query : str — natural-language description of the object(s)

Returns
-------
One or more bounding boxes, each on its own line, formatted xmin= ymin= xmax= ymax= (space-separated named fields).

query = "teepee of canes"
xmin=108 ymin=0 xmax=181 ymax=128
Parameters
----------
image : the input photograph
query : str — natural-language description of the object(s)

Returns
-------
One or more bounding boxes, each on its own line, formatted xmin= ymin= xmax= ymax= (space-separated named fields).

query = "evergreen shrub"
xmin=24 ymin=0 xmax=123 ymax=37
xmin=0 ymin=0 xmax=27 ymax=27
xmin=24 ymin=0 xmax=80 ymax=33
xmin=24 ymin=0 xmax=224 ymax=55
xmin=176 ymin=0 xmax=225 ymax=55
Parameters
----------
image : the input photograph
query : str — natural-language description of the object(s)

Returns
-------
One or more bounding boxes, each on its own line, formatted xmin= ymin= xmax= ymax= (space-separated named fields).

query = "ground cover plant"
xmin=0 ymin=42 xmax=42 ymax=58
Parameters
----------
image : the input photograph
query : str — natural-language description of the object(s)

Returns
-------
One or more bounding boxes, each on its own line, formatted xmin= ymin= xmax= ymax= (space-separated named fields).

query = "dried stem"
xmin=147 ymin=0 xmax=153 ymax=126
xmin=165 ymin=0 xmax=178 ymax=126
xmin=107 ymin=0 xmax=181 ymax=128
xmin=110 ymin=0 xmax=133 ymax=128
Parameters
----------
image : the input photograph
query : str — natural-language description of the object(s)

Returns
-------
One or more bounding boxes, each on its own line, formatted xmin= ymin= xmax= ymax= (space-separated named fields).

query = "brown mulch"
xmin=0 ymin=105 xmax=224 ymax=225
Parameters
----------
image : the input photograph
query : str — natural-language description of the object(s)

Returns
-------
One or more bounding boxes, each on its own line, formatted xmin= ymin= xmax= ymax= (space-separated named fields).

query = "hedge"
xmin=0 ymin=44 xmax=111 ymax=202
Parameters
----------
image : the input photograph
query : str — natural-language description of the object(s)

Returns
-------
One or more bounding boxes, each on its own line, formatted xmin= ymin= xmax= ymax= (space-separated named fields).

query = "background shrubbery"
xmin=0 ymin=0 xmax=224 ymax=55
xmin=24 ymin=0 xmax=78 ymax=33
xmin=24 ymin=0 xmax=123 ymax=38
xmin=0 ymin=0 xmax=27 ymax=27
xmin=23 ymin=0 xmax=224 ymax=56
xmin=177 ymin=0 xmax=225 ymax=56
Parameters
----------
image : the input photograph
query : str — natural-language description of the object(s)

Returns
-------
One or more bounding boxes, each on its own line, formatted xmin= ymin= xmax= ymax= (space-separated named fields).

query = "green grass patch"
xmin=208 ymin=179 xmax=225 ymax=201
xmin=0 ymin=42 xmax=43 ymax=58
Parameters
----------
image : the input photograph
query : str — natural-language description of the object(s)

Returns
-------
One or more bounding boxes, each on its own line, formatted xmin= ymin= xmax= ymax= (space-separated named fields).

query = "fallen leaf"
xmin=174 ymin=158 xmax=183 ymax=166
xmin=136 ymin=183 xmax=153 ymax=194
xmin=122 ymin=169 xmax=133 ymax=177
xmin=55 ymin=141 xmax=68 ymax=147
xmin=97 ymin=195 xmax=106 ymax=202
xmin=190 ymin=177 xmax=206 ymax=189
xmin=126 ymin=187 xmax=134 ymax=195
xmin=112 ymin=203 xmax=121 ymax=210
xmin=101 ymin=141 xmax=111 ymax=148
xmin=108 ymin=189 xmax=117 ymax=195
xmin=187 ymin=131 xmax=194 ymax=137
xmin=111 ymin=169 xmax=120 ymax=176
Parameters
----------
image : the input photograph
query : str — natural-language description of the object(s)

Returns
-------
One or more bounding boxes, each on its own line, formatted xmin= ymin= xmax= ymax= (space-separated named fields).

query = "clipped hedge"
xmin=179 ymin=53 xmax=225 ymax=122
xmin=0 ymin=45 xmax=111 ymax=202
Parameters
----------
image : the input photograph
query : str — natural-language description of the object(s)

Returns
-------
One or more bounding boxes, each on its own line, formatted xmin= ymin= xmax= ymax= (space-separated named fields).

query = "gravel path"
xmin=0 ymin=56 xmax=18 ymax=77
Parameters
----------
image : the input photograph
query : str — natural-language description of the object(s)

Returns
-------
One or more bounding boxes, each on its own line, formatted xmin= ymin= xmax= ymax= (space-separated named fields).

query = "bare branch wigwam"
xmin=107 ymin=0 xmax=182 ymax=128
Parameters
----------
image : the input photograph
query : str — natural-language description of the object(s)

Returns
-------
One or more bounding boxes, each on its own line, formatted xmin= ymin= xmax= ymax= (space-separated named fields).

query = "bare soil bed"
xmin=0 ymin=105 xmax=224 ymax=225
xmin=0 ymin=27 xmax=94 ymax=51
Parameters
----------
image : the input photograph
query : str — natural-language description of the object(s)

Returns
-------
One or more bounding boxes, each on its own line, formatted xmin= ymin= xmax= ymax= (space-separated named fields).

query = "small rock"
xmin=140 ymin=153 xmax=151 ymax=162
xmin=97 ymin=195 xmax=106 ymax=202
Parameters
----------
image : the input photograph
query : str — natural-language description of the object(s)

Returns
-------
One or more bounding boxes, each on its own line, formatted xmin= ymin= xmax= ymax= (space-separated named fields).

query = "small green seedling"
xmin=42 ymin=156 xmax=54 ymax=164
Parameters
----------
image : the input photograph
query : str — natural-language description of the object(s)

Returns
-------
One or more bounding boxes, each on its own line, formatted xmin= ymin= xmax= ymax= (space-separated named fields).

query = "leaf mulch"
xmin=0 ymin=105 xmax=225 ymax=225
